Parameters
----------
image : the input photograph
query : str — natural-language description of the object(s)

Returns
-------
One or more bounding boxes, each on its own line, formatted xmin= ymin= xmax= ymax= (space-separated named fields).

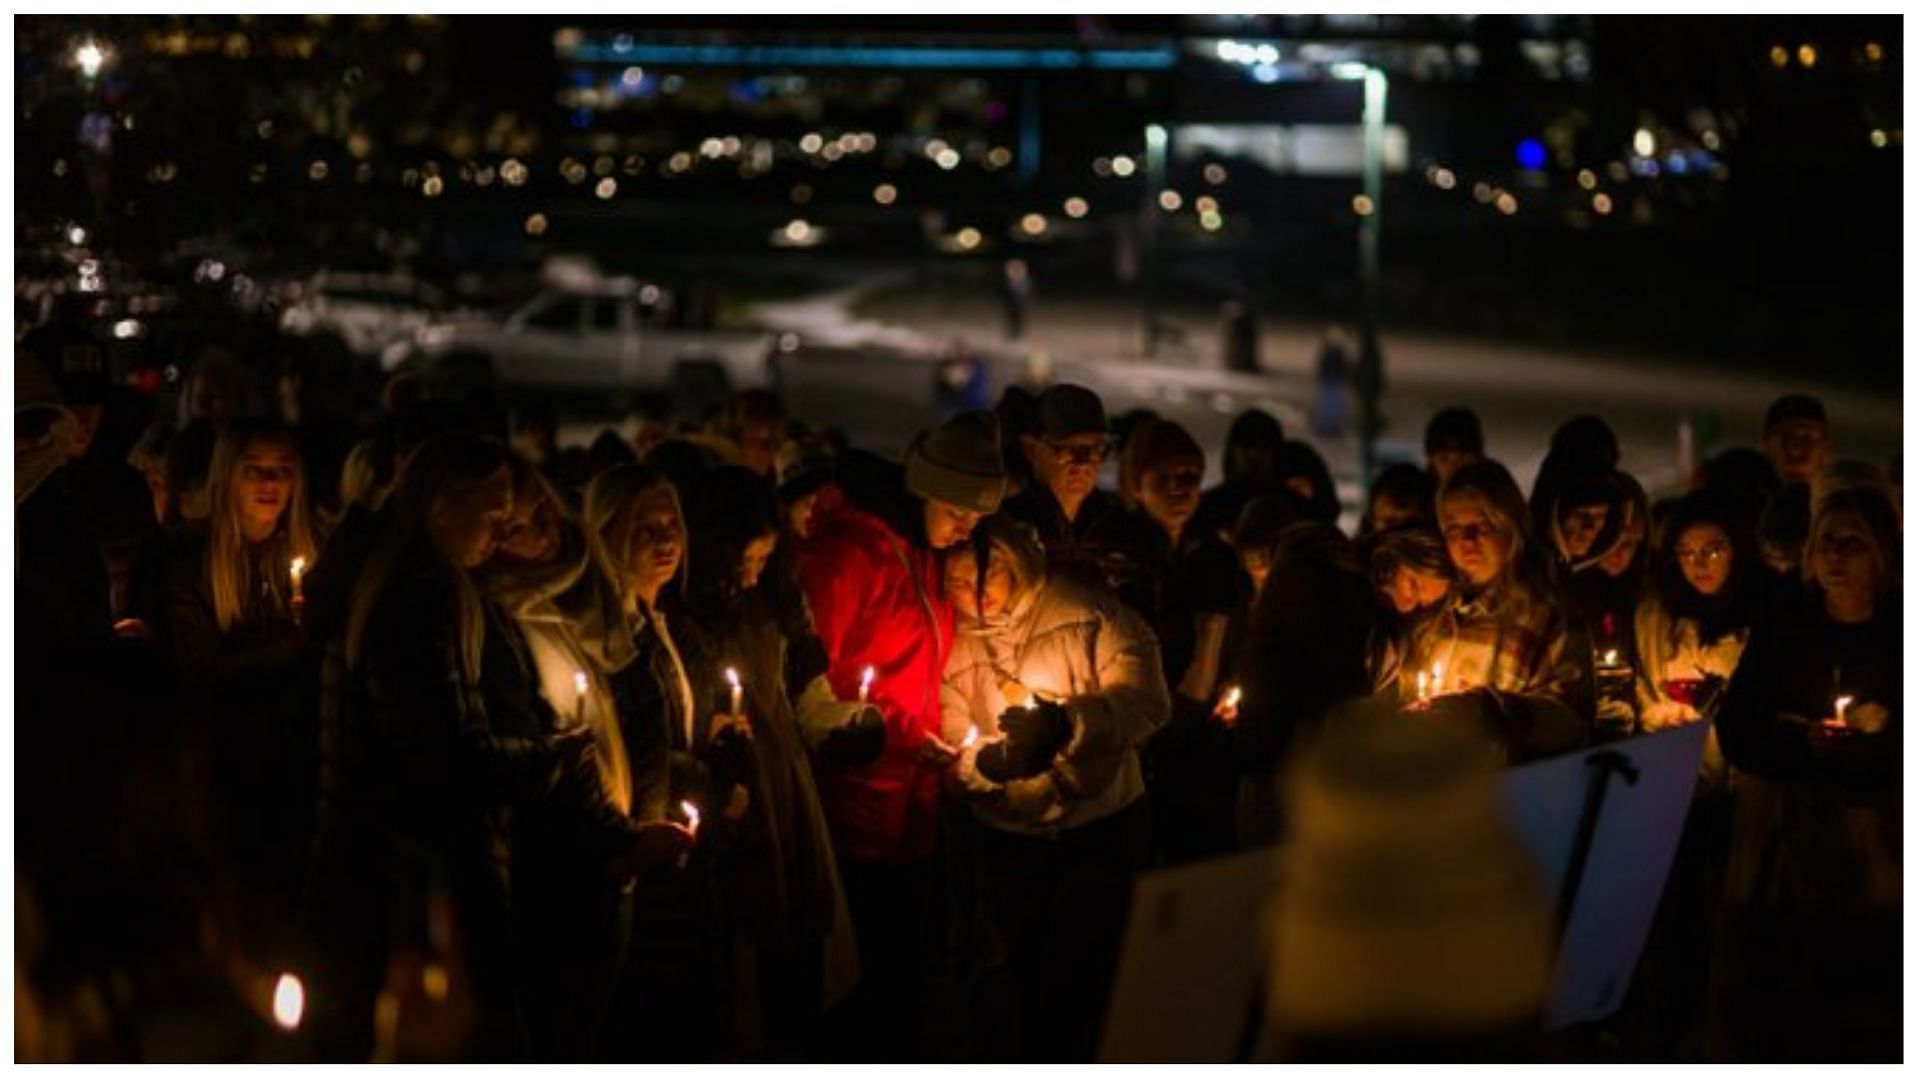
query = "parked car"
xmin=403 ymin=273 xmax=781 ymax=412
xmin=280 ymin=271 xmax=447 ymax=357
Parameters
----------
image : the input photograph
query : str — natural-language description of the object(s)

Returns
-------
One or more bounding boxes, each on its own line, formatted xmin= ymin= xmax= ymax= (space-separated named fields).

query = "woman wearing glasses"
xmin=1634 ymin=491 xmax=1761 ymax=732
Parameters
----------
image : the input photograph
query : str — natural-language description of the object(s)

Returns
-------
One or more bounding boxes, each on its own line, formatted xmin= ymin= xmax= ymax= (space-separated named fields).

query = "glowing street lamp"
xmin=74 ymin=40 xmax=108 ymax=80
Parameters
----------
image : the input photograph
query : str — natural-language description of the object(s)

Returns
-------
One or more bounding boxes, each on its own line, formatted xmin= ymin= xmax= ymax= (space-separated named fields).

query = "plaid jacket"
xmin=1405 ymin=580 xmax=1594 ymax=719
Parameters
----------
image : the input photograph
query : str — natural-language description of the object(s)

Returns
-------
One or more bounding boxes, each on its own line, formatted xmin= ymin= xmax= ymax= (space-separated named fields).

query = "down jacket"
xmin=797 ymin=502 xmax=954 ymax=863
xmin=942 ymin=575 xmax=1170 ymax=835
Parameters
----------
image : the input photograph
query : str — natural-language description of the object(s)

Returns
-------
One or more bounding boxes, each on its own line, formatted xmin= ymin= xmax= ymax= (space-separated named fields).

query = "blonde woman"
xmin=159 ymin=418 xmax=319 ymax=961
xmin=1404 ymin=459 xmax=1593 ymax=748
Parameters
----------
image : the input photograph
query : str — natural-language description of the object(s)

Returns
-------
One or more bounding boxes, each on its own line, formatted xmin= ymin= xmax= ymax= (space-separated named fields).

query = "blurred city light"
xmin=73 ymin=40 xmax=107 ymax=79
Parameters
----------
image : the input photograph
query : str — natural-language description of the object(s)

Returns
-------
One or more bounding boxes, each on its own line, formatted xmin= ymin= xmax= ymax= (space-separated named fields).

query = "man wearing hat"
xmin=795 ymin=410 xmax=1006 ymax=1058
xmin=1761 ymin=393 xmax=1832 ymax=487
xmin=1004 ymin=383 xmax=1157 ymax=616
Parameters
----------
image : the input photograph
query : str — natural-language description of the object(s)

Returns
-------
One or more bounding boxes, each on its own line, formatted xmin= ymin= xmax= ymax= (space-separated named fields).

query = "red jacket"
xmin=798 ymin=503 xmax=953 ymax=863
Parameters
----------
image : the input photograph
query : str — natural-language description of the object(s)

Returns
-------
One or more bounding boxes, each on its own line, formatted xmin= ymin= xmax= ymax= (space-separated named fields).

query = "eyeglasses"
xmin=1675 ymin=543 xmax=1729 ymax=568
xmin=1046 ymin=439 xmax=1110 ymax=466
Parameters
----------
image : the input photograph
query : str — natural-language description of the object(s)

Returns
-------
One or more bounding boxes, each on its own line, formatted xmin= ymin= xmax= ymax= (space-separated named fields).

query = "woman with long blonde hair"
xmin=158 ymin=418 xmax=320 ymax=967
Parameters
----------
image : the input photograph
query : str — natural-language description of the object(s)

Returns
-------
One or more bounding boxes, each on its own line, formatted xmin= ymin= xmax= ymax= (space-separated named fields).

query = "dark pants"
xmin=826 ymin=856 xmax=944 ymax=1062
xmin=976 ymin=799 xmax=1152 ymax=1062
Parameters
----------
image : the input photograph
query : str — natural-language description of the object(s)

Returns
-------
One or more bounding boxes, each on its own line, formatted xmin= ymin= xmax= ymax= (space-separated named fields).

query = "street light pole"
xmin=1354 ymin=66 xmax=1389 ymax=492
xmin=1142 ymin=122 xmax=1168 ymax=358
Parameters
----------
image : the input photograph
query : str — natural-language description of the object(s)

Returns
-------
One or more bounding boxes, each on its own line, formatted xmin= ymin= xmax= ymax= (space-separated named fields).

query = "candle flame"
xmin=1223 ymin=686 xmax=1242 ymax=710
xmin=421 ymin=963 xmax=450 ymax=1002
xmin=1603 ymin=649 xmax=1619 ymax=667
xmin=272 ymin=972 xmax=305 ymax=1031
xmin=860 ymin=665 xmax=875 ymax=695
xmin=1834 ymin=695 xmax=1854 ymax=726
xmin=290 ymin=556 xmax=306 ymax=578
xmin=573 ymin=670 xmax=589 ymax=697
xmin=681 ymin=799 xmax=701 ymax=834
xmin=725 ymin=667 xmax=741 ymax=692
xmin=1416 ymin=672 xmax=1430 ymax=699
xmin=963 ymin=725 xmax=979 ymax=747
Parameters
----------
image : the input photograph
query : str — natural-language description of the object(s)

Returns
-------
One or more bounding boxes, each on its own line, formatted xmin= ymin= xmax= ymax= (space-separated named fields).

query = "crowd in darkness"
xmin=13 ymin=312 xmax=1901 ymax=1063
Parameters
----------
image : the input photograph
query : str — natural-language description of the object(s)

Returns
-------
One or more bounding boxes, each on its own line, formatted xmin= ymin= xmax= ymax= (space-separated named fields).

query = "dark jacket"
xmin=1003 ymin=486 xmax=1158 ymax=617
xmin=1717 ymin=586 xmax=1901 ymax=920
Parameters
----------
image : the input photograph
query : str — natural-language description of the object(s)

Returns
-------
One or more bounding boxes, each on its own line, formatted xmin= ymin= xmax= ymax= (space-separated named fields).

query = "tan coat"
xmin=944 ymin=575 xmax=1170 ymax=835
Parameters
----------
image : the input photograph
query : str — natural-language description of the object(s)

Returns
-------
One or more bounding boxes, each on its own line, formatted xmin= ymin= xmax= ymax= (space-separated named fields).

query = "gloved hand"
xmin=816 ymin=705 xmax=887 ymax=768
xmin=977 ymin=699 xmax=1073 ymax=784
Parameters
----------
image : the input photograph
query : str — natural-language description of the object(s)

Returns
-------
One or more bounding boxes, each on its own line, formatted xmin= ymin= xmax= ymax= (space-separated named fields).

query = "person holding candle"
xmin=940 ymin=515 xmax=1169 ymax=1062
xmin=157 ymin=419 xmax=320 ymax=963
xmin=1365 ymin=525 xmax=1458 ymax=691
xmin=1229 ymin=522 xmax=1382 ymax=845
xmin=1709 ymin=482 xmax=1900 ymax=1061
xmin=310 ymin=433 xmax=595 ymax=1061
xmin=1403 ymin=460 xmax=1591 ymax=759
xmin=1549 ymin=470 xmax=1651 ymax=735
xmin=796 ymin=411 xmax=1006 ymax=1061
xmin=1119 ymin=419 xmax=1250 ymax=864
xmin=576 ymin=463 xmax=747 ymax=1060
xmin=675 ymin=464 xmax=861 ymax=1058
xmin=1635 ymin=491 xmax=1763 ymax=735
xmin=479 ymin=455 xmax=693 ymax=1060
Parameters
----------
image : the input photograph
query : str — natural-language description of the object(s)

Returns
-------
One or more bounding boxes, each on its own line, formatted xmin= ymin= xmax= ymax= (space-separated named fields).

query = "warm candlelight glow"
xmin=272 ymin=972 xmax=305 ymax=1031
xmin=1832 ymin=695 xmax=1854 ymax=729
xmin=859 ymin=665 xmax=875 ymax=703
xmin=1222 ymin=686 xmax=1242 ymax=711
xmin=1429 ymin=663 xmax=1443 ymax=692
xmin=1023 ymin=694 xmax=1038 ymax=710
xmin=1416 ymin=671 xmax=1430 ymax=700
xmin=681 ymin=799 xmax=702 ymax=835
xmin=1602 ymin=649 xmax=1619 ymax=667
xmin=726 ymin=667 xmax=744 ymax=725
xmin=571 ymin=669 xmax=590 ymax=728
xmin=289 ymin=557 xmax=307 ymax=602
xmin=963 ymin=724 xmax=979 ymax=748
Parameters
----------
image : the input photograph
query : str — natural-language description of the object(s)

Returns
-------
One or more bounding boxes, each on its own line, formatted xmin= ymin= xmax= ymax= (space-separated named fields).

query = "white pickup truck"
xmin=405 ymin=277 xmax=781 ymax=409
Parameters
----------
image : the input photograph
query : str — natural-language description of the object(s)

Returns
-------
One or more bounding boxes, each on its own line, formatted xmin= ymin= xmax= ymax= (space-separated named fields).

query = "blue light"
xmin=1516 ymin=138 xmax=1548 ymax=171
xmin=1251 ymin=63 xmax=1281 ymax=84
xmin=566 ymin=40 xmax=1179 ymax=71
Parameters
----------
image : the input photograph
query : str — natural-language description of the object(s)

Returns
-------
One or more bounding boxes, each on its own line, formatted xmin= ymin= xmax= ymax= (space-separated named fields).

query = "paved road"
xmin=557 ymin=275 xmax=1900 ymax=527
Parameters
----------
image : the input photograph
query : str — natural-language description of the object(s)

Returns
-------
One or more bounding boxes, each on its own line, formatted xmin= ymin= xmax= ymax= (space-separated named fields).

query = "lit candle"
xmin=289 ymin=557 xmax=306 ymax=603
xmin=726 ymin=667 xmax=743 ymax=727
xmin=963 ymin=724 xmax=979 ymax=748
xmin=572 ymin=670 xmax=589 ymax=728
xmin=1416 ymin=671 xmax=1430 ymax=701
xmin=859 ymin=665 xmax=875 ymax=703
xmin=1222 ymin=686 xmax=1243 ymax=712
xmin=1831 ymin=695 xmax=1854 ymax=730
xmin=1602 ymin=649 xmax=1619 ymax=668
xmin=681 ymin=799 xmax=702 ymax=836
xmin=1023 ymin=693 xmax=1038 ymax=710
xmin=272 ymin=972 xmax=305 ymax=1032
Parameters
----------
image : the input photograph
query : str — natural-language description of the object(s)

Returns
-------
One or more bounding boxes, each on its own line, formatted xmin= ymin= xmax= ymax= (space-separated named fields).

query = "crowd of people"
xmin=13 ymin=314 xmax=1902 ymax=1063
